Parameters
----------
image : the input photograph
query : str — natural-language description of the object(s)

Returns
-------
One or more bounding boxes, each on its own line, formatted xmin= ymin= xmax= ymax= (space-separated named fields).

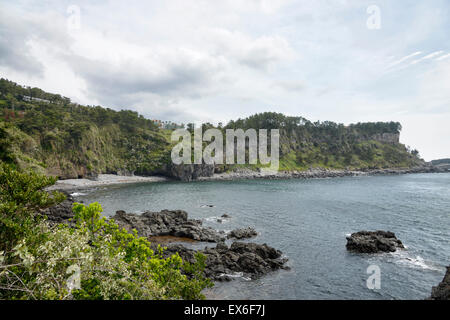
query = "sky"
xmin=0 ymin=0 xmax=449 ymax=161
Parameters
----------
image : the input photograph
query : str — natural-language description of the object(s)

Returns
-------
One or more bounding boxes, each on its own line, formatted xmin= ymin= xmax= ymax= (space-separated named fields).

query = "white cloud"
xmin=410 ymin=50 xmax=444 ymax=65
xmin=0 ymin=0 xmax=449 ymax=160
xmin=436 ymin=53 xmax=450 ymax=61
xmin=386 ymin=52 xmax=422 ymax=69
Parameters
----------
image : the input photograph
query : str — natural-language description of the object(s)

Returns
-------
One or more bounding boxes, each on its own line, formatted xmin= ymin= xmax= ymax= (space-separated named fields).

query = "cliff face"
xmin=363 ymin=133 xmax=400 ymax=144
xmin=0 ymin=80 xmax=424 ymax=180
xmin=169 ymin=163 xmax=215 ymax=181
xmin=430 ymin=266 xmax=450 ymax=300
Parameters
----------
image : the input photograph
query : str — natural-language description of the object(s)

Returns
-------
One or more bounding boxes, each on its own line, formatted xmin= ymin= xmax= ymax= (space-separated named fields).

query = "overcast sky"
xmin=1 ymin=0 xmax=449 ymax=161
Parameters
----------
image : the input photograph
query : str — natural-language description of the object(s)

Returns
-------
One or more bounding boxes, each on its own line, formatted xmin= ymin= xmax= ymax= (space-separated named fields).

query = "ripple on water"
xmin=77 ymin=173 xmax=450 ymax=299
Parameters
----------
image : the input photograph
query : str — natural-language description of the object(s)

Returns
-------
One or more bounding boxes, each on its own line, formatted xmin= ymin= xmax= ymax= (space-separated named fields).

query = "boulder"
xmin=41 ymin=192 xmax=75 ymax=225
xmin=227 ymin=227 xmax=258 ymax=240
xmin=346 ymin=230 xmax=404 ymax=253
xmin=430 ymin=266 xmax=450 ymax=300
xmin=112 ymin=209 xmax=226 ymax=242
xmin=159 ymin=241 xmax=289 ymax=281
xmin=169 ymin=163 xmax=215 ymax=181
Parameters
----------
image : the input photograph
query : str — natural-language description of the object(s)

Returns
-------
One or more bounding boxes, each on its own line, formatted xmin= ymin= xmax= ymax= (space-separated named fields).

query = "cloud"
xmin=273 ymin=80 xmax=305 ymax=92
xmin=207 ymin=28 xmax=295 ymax=71
xmin=1 ymin=0 xmax=450 ymax=160
xmin=386 ymin=51 xmax=422 ymax=69
xmin=65 ymin=48 xmax=227 ymax=106
xmin=410 ymin=51 xmax=444 ymax=65
xmin=0 ymin=6 xmax=71 ymax=76
xmin=436 ymin=53 xmax=450 ymax=61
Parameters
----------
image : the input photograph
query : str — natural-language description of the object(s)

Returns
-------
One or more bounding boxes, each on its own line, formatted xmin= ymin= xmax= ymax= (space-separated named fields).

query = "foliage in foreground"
xmin=0 ymin=164 xmax=212 ymax=300
xmin=0 ymin=163 xmax=65 ymax=252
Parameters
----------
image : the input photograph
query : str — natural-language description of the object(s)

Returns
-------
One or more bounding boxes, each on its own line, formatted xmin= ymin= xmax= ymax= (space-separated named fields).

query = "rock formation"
xmin=430 ymin=266 xmax=450 ymax=300
xmin=227 ymin=227 xmax=258 ymax=240
xmin=169 ymin=163 xmax=215 ymax=181
xmin=346 ymin=230 xmax=404 ymax=253
xmin=112 ymin=209 xmax=226 ymax=242
xmin=41 ymin=192 xmax=76 ymax=225
xmin=159 ymin=241 xmax=289 ymax=281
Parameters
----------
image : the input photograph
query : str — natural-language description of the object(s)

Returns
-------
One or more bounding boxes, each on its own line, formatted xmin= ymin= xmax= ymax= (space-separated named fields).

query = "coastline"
xmin=46 ymin=174 xmax=170 ymax=192
xmin=196 ymin=166 xmax=446 ymax=182
xmin=41 ymin=166 xmax=449 ymax=300
xmin=46 ymin=166 xmax=447 ymax=193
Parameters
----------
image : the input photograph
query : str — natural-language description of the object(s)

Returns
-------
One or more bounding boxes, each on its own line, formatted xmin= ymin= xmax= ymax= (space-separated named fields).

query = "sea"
xmin=75 ymin=173 xmax=450 ymax=299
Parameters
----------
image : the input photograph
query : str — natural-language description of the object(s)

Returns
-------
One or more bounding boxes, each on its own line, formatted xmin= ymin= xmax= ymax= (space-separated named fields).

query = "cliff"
xmin=0 ymin=79 xmax=424 ymax=180
xmin=430 ymin=266 xmax=450 ymax=300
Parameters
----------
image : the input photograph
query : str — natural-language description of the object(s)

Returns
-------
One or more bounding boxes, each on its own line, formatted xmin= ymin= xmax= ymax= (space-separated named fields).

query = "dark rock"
xmin=215 ymin=241 xmax=228 ymax=251
xmin=430 ymin=266 xmax=450 ymax=300
xmin=41 ymin=192 xmax=75 ymax=225
xmin=112 ymin=209 xmax=226 ymax=242
xmin=169 ymin=163 xmax=215 ymax=181
xmin=159 ymin=241 xmax=288 ymax=281
xmin=43 ymin=198 xmax=288 ymax=282
xmin=346 ymin=230 xmax=404 ymax=253
xmin=227 ymin=227 xmax=258 ymax=239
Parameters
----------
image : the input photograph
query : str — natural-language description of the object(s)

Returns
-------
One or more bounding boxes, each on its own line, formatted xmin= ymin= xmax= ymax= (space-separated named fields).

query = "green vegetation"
xmin=0 ymin=78 xmax=426 ymax=299
xmin=0 ymin=78 xmax=171 ymax=179
xmin=223 ymin=112 xmax=422 ymax=171
xmin=0 ymin=78 xmax=423 ymax=177
xmin=0 ymin=163 xmax=211 ymax=299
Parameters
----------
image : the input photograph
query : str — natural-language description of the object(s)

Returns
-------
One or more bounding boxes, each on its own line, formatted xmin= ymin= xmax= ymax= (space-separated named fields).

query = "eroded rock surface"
xmin=346 ymin=230 xmax=404 ymax=253
xmin=112 ymin=209 xmax=226 ymax=242
xmin=430 ymin=266 xmax=450 ymax=300
xmin=158 ymin=241 xmax=289 ymax=281
xmin=227 ymin=227 xmax=258 ymax=240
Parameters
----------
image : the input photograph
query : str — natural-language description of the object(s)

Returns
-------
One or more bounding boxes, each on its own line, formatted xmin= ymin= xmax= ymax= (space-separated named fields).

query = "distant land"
xmin=0 ymin=78 xmax=430 ymax=180
xmin=429 ymin=159 xmax=450 ymax=171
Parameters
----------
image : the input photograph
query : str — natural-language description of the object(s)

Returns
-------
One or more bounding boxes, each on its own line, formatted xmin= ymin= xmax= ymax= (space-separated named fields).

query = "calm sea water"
xmin=76 ymin=173 xmax=450 ymax=300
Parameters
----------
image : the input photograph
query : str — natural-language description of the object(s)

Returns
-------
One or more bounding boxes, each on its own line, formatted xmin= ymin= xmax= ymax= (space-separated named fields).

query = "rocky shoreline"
xmin=45 ymin=165 xmax=448 ymax=193
xmin=112 ymin=209 xmax=288 ymax=281
xmin=43 ymin=195 xmax=448 ymax=298
xmin=43 ymin=197 xmax=289 ymax=282
xmin=196 ymin=165 xmax=447 ymax=182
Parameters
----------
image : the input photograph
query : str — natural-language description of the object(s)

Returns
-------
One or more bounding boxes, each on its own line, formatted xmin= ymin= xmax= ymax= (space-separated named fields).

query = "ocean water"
xmin=76 ymin=173 xmax=450 ymax=300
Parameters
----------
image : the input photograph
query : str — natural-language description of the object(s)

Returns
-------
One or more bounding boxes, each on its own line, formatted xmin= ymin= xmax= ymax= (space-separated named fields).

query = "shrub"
xmin=0 ymin=166 xmax=212 ymax=300
xmin=0 ymin=201 xmax=212 ymax=300
xmin=0 ymin=163 xmax=65 ymax=252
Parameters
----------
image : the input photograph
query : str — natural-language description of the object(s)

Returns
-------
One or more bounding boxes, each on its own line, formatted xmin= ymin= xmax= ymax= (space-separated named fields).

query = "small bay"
xmin=77 ymin=173 xmax=450 ymax=299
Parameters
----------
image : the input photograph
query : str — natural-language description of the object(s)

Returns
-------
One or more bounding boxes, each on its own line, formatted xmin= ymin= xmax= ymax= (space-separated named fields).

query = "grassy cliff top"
xmin=0 ymin=78 xmax=424 ymax=178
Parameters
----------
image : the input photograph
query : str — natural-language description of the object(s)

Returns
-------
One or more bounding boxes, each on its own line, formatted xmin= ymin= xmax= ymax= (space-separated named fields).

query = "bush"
xmin=0 ymin=166 xmax=212 ymax=300
xmin=0 ymin=163 xmax=65 ymax=252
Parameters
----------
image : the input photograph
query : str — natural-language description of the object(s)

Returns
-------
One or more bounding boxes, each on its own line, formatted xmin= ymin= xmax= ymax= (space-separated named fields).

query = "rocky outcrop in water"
xmin=44 ymin=199 xmax=288 ymax=282
xmin=112 ymin=209 xmax=288 ymax=280
xmin=346 ymin=231 xmax=404 ymax=253
xmin=112 ymin=209 xmax=226 ymax=242
xmin=430 ymin=266 xmax=450 ymax=300
xmin=227 ymin=227 xmax=258 ymax=240
xmin=159 ymin=241 xmax=289 ymax=281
